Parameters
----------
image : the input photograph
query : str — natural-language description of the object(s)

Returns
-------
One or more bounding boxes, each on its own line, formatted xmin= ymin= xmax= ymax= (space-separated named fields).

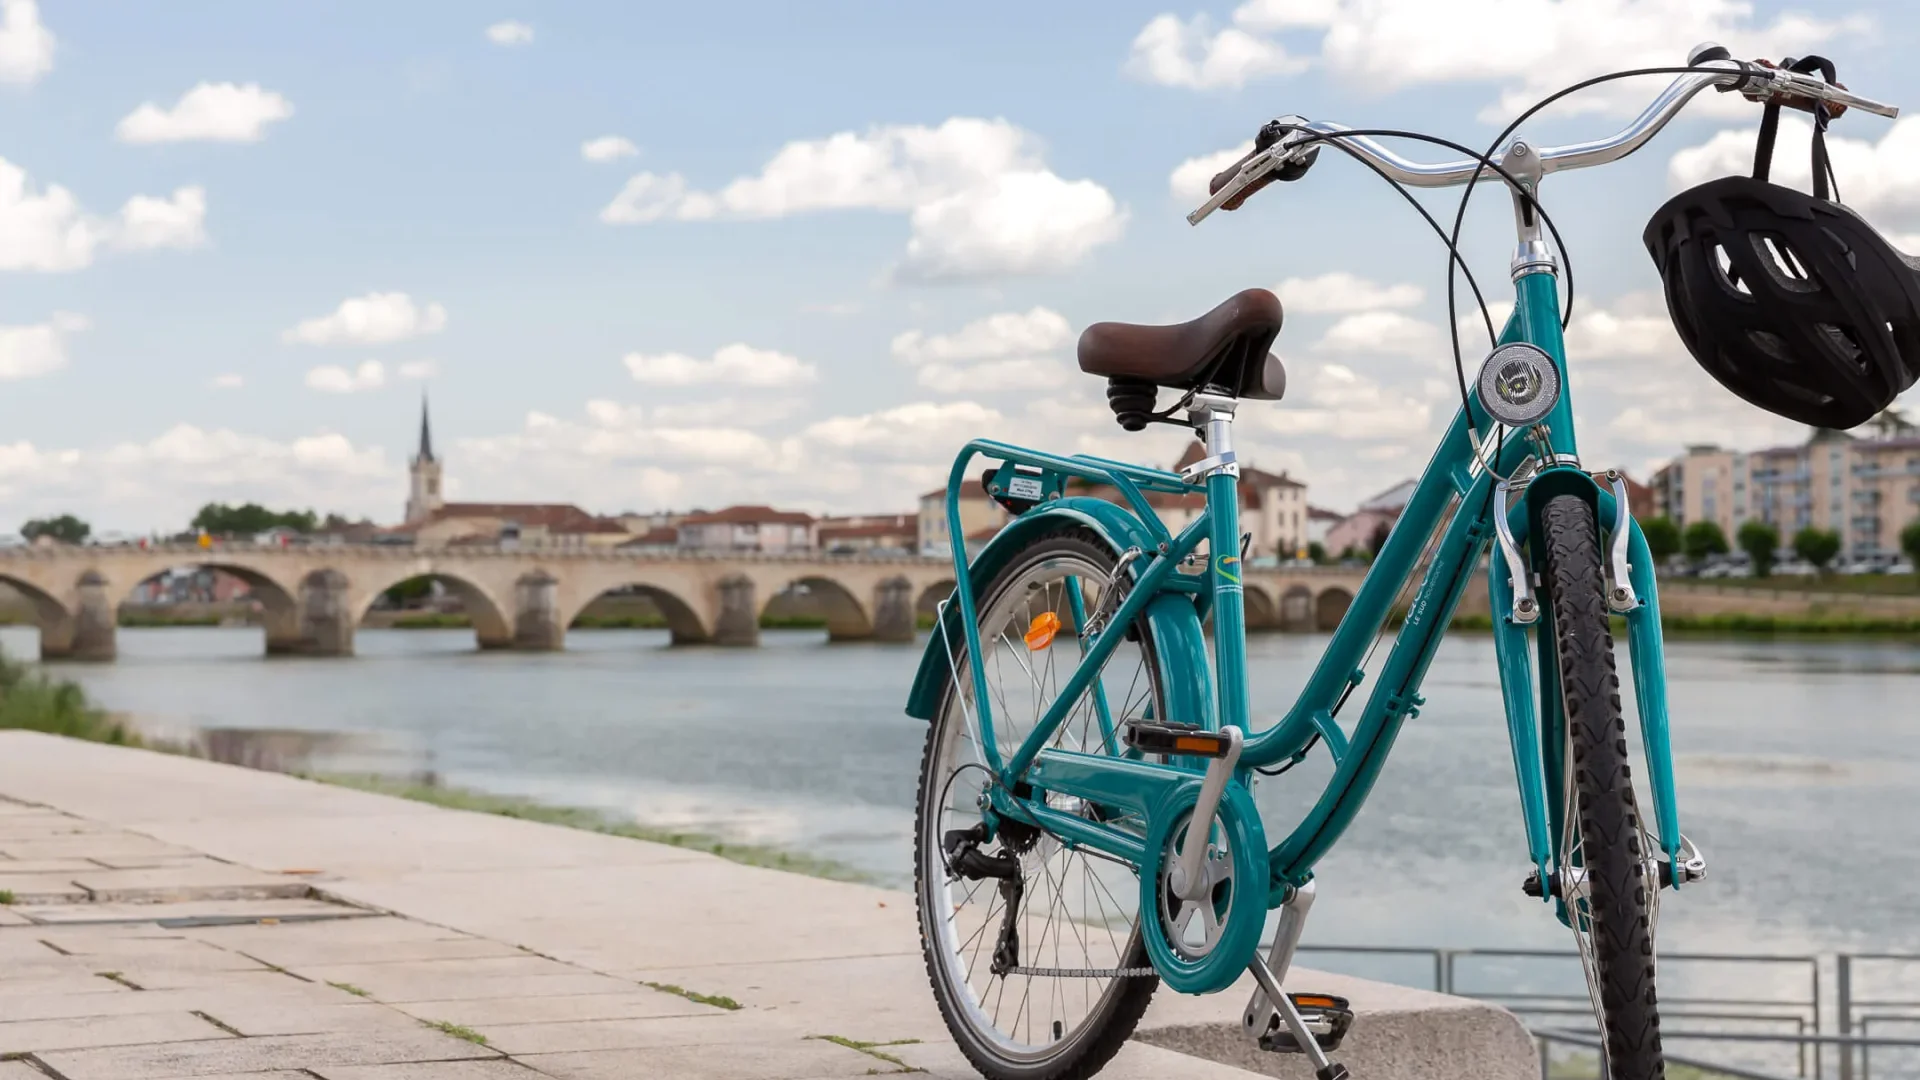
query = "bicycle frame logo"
xmin=1214 ymin=553 xmax=1242 ymax=589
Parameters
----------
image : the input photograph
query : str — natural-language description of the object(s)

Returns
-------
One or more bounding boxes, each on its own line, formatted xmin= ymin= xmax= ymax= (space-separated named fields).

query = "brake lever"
xmin=1188 ymin=118 xmax=1317 ymax=226
xmin=1189 ymin=147 xmax=1282 ymax=225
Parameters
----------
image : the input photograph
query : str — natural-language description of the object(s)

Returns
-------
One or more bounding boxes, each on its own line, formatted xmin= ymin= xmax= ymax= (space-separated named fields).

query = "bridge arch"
xmin=559 ymin=578 xmax=711 ymax=647
xmin=356 ymin=567 xmax=515 ymax=650
xmin=1315 ymin=586 xmax=1353 ymax=631
xmin=0 ymin=573 xmax=77 ymax=659
xmin=763 ymin=575 xmax=874 ymax=642
xmin=120 ymin=561 xmax=302 ymax=622
xmin=1279 ymin=584 xmax=1315 ymax=631
xmin=1243 ymin=584 xmax=1277 ymax=631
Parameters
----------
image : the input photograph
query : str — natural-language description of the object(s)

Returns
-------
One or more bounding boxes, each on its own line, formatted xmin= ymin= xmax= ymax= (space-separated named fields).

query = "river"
xmin=12 ymin=625 xmax=1919 ymax=1004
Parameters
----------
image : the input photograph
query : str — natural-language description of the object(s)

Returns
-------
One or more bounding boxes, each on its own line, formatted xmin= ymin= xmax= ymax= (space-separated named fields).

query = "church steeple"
xmin=405 ymin=395 xmax=445 ymax=524
xmin=414 ymin=395 xmax=435 ymax=464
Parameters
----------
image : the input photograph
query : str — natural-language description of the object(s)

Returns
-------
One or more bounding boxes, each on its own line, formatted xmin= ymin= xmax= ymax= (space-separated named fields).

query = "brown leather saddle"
xmin=1077 ymin=289 xmax=1286 ymax=429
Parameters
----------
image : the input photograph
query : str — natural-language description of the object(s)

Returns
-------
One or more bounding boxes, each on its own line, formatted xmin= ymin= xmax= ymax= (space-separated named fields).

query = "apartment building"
xmin=1651 ymin=431 xmax=1920 ymax=556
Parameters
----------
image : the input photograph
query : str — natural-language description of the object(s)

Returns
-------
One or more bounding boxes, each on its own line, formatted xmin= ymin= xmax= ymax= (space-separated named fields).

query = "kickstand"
xmin=1247 ymin=953 xmax=1349 ymax=1080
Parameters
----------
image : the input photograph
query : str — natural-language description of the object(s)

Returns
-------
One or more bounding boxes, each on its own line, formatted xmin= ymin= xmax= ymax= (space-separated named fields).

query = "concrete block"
xmin=211 ymin=934 xmax=520 ymax=970
xmin=0 ymin=1011 xmax=233 ymax=1053
xmin=390 ymin=991 xmax=716 ymax=1028
xmin=193 ymin=1001 xmax=430 ymax=1037
xmin=22 ymin=898 xmax=362 ymax=925
xmin=1133 ymin=967 xmax=1539 ymax=1080
xmin=0 ymin=907 xmax=30 ymax=925
xmin=280 ymin=967 xmax=636 ymax=1004
xmin=0 ymin=859 xmax=109 ymax=873
xmin=37 ymin=1029 xmax=500 ymax=1080
xmin=0 ymin=982 xmax=365 ymax=1023
xmin=0 ymin=874 xmax=88 ymax=903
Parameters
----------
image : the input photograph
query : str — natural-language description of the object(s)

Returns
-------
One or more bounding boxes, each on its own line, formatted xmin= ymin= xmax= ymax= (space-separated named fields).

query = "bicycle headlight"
xmin=1476 ymin=343 xmax=1561 ymax=428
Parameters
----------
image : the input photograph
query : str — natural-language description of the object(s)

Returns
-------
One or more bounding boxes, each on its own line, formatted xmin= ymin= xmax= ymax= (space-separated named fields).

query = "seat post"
xmin=1181 ymin=390 xmax=1240 ymax=481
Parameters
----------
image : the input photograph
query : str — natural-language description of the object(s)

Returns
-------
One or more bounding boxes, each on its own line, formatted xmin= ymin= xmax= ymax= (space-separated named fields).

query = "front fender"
xmin=905 ymin=498 xmax=1208 ymax=729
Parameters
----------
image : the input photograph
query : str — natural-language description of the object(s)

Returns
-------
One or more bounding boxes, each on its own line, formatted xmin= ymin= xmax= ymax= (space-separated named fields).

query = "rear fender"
xmin=905 ymin=498 xmax=1210 ymax=731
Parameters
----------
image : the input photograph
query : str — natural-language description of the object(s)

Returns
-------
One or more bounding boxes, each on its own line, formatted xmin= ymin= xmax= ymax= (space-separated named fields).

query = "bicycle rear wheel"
xmin=914 ymin=526 xmax=1163 ymax=1080
xmin=1539 ymin=493 xmax=1665 ymax=1080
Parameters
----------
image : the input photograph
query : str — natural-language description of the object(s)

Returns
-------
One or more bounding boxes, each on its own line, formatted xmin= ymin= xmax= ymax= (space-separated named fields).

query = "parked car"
xmin=1888 ymin=559 xmax=1915 ymax=576
xmin=1773 ymin=560 xmax=1817 ymax=577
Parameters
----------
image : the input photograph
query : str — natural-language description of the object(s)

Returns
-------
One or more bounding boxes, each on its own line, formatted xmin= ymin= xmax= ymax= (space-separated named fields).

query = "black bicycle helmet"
xmin=1643 ymin=56 xmax=1920 ymax=429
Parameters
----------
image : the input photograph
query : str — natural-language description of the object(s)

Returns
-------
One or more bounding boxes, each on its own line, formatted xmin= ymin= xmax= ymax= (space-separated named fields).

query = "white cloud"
xmin=580 ymin=135 xmax=638 ymax=162
xmin=114 ymin=186 xmax=207 ymax=251
xmin=0 ymin=312 xmax=84 ymax=380
xmin=1170 ymin=142 xmax=1251 ymax=202
xmin=1277 ymin=272 xmax=1423 ymax=314
xmin=283 ymin=292 xmax=448 ymax=346
xmin=892 ymin=307 xmax=1074 ymax=392
xmin=397 ymin=360 xmax=437 ymax=380
xmin=1313 ymin=310 xmax=1441 ymax=356
xmin=1256 ymin=360 xmax=1434 ymax=440
xmin=599 ymin=117 xmax=1126 ymax=281
xmin=801 ymin=301 xmax=861 ymax=316
xmin=208 ymin=373 xmax=243 ymax=389
xmin=1669 ymin=115 xmax=1920 ymax=223
xmin=1130 ymin=1 xmax=1867 ymax=120
xmin=622 ymin=342 xmax=817 ymax=388
xmin=0 ymin=159 xmax=206 ymax=272
xmin=1125 ymin=13 xmax=1306 ymax=90
xmin=305 ymin=360 xmax=386 ymax=394
xmin=800 ymin=400 xmax=1003 ymax=463
xmin=116 ymin=82 xmax=294 ymax=144
xmin=0 ymin=423 xmax=394 ymax=531
xmin=485 ymin=20 xmax=532 ymax=46
xmin=0 ymin=0 xmax=53 ymax=86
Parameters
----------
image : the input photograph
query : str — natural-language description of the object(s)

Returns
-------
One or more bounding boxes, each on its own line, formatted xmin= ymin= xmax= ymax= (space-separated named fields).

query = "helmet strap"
xmin=1752 ymin=55 xmax=1840 ymax=202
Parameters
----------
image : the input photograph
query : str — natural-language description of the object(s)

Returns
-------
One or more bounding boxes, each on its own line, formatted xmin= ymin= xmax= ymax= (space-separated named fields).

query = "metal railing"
xmin=1292 ymin=945 xmax=1920 ymax=1079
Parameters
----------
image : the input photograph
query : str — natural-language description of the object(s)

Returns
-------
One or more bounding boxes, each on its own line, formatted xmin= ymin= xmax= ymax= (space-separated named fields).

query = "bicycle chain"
xmin=1002 ymin=965 xmax=1157 ymax=979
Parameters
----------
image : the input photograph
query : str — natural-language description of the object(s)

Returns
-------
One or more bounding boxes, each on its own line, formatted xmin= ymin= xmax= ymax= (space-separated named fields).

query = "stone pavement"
xmin=0 ymin=731 xmax=1535 ymax=1079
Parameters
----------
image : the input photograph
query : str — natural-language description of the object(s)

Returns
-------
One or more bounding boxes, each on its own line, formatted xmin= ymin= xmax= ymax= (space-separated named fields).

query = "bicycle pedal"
xmin=1254 ymin=993 xmax=1353 ymax=1054
xmin=1123 ymin=721 xmax=1232 ymax=758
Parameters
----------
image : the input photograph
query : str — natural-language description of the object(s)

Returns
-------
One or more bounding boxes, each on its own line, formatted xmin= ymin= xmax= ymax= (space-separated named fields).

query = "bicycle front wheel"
xmin=1539 ymin=493 xmax=1665 ymax=1080
xmin=914 ymin=526 xmax=1165 ymax=1080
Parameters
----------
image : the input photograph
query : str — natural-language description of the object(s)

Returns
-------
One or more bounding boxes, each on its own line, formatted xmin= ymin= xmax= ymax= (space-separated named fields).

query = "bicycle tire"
xmin=914 ymin=526 xmax=1161 ymax=1080
xmin=1540 ymin=493 xmax=1665 ymax=1080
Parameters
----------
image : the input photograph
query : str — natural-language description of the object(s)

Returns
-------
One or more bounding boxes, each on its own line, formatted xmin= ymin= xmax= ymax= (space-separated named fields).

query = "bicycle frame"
xmin=914 ymin=267 xmax=1687 ymax=921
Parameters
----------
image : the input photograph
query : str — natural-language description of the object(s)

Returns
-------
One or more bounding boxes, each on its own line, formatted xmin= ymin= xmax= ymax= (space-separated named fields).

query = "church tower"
xmin=405 ymin=396 xmax=445 ymax=524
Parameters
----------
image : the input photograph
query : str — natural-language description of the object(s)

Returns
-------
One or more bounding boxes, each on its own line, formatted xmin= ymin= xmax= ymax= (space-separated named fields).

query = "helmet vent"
xmin=1712 ymin=243 xmax=1752 ymax=297
xmin=1748 ymin=329 xmax=1795 ymax=362
xmin=1812 ymin=322 xmax=1867 ymax=370
xmin=1753 ymin=234 xmax=1818 ymax=293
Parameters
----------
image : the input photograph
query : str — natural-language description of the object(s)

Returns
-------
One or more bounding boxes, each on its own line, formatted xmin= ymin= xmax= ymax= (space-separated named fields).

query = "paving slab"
xmin=36 ymin=1029 xmax=502 ymax=1080
xmin=0 ymin=1063 xmax=46 ymax=1080
xmin=471 ymin=1013 xmax=763 ymax=1055
xmin=522 ymin=1039 xmax=882 ymax=1080
xmin=389 ymin=991 xmax=717 ymax=1028
xmin=201 ymin=933 xmax=522 ymax=969
xmin=0 ymin=981 xmax=370 ymax=1023
xmin=0 ymin=907 xmax=31 ymax=925
xmin=19 ymin=898 xmax=366 ymax=925
xmin=68 ymin=864 xmax=315 ymax=903
xmin=0 ymin=1011 xmax=233 ymax=1053
xmin=191 ymin=1001 xmax=434 ymax=1037
xmin=0 ymin=858 xmax=104 ymax=873
xmin=314 ymin=1063 xmax=551 ymax=1080
xmin=0 ymin=873 xmax=88 ymax=903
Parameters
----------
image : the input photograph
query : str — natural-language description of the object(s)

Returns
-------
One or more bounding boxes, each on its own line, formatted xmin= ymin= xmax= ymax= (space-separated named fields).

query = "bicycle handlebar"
xmin=1189 ymin=47 xmax=1902 ymax=225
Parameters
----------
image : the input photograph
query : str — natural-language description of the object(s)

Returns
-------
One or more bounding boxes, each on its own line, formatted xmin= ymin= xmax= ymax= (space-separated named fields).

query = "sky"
xmin=2 ymin=0 xmax=1918 ymax=536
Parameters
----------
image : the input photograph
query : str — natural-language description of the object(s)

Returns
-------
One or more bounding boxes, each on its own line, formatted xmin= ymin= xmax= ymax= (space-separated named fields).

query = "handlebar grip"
xmin=1207 ymin=122 xmax=1321 ymax=212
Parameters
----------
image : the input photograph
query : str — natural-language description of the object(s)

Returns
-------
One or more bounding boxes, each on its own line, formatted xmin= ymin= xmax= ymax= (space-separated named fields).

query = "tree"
xmin=1901 ymin=520 xmax=1920 ymax=581
xmin=21 ymin=514 xmax=90 ymax=544
xmin=1642 ymin=516 xmax=1681 ymax=564
xmin=190 ymin=502 xmax=320 ymax=536
xmin=1307 ymin=541 xmax=1327 ymax=564
xmin=1867 ymin=407 xmax=1916 ymax=438
xmin=1736 ymin=520 xmax=1781 ymax=577
xmin=1682 ymin=520 xmax=1729 ymax=563
xmin=382 ymin=575 xmax=437 ymax=607
xmin=1793 ymin=527 xmax=1841 ymax=572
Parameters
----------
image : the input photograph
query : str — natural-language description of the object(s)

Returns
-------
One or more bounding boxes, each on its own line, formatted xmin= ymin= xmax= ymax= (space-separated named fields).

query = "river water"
xmin=13 ymin=625 xmax=1919 ymax=1018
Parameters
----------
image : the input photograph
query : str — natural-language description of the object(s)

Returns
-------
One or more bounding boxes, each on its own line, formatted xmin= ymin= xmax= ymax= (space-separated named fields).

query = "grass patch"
xmin=328 ymin=981 xmax=370 ymax=998
xmin=97 ymin=971 xmax=143 ymax=990
xmin=117 ymin=612 xmax=222 ymax=628
xmin=0 ymin=649 xmax=140 ymax=745
xmin=0 ymin=889 xmax=14 ymax=905
xmin=316 ymin=774 xmax=873 ymax=885
xmin=1661 ymin=612 xmax=1920 ymax=635
xmin=1671 ymin=572 xmax=1919 ymax=595
xmin=571 ymin=613 xmax=668 ymax=629
xmin=807 ymin=1034 xmax=922 ymax=1073
xmin=642 ymin=980 xmax=743 ymax=1011
xmin=423 ymin=1019 xmax=487 ymax=1045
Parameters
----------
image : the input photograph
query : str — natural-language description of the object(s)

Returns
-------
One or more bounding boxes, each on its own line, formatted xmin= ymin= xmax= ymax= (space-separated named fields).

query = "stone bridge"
xmin=0 ymin=543 xmax=1372 ymax=661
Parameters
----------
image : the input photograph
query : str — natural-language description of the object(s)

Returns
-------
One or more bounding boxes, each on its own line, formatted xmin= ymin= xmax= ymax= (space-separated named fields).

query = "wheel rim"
xmin=920 ymin=551 xmax=1160 ymax=1062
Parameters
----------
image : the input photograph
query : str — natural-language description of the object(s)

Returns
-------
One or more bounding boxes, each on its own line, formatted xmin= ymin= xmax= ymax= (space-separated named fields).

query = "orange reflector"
xmin=1171 ymin=735 xmax=1228 ymax=756
xmin=1293 ymin=995 xmax=1339 ymax=1009
xmin=1024 ymin=612 xmax=1061 ymax=650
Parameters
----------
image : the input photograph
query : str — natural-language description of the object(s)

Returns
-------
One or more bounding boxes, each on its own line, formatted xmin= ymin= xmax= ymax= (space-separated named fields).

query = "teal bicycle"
xmin=907 ymin=48 xmax=1900 ymax=1080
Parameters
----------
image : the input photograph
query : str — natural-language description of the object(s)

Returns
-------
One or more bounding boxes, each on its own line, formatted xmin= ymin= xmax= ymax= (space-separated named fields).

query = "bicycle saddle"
xmin=1077 ymin=288 xmax=1287 ymax=401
